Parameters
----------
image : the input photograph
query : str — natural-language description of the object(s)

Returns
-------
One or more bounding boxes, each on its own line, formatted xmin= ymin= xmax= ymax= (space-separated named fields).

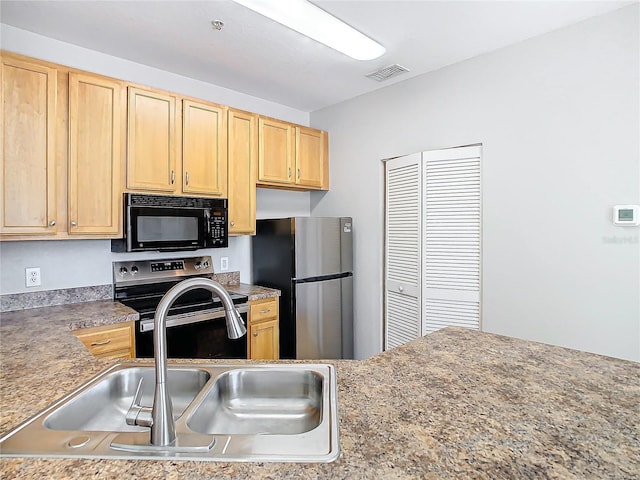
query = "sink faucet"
xmin=126 ymin=278 xmax=246 ymax=447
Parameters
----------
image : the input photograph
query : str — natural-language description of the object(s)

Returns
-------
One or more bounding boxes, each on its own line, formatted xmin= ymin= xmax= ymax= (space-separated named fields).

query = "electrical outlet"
xmin=25 ymin=267 xmax=41 ymax=287
xmin=220 ymin=257 xmax=229 ymax=272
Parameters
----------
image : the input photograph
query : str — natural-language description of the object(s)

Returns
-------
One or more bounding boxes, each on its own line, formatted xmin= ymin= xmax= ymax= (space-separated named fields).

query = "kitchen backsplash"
xmin=0 ymin=272 xmax=241 ymax=313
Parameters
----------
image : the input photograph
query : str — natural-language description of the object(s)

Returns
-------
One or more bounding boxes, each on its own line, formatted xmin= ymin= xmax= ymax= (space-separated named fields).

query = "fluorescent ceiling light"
xmin=232 ymin=0 xmax=385 ymax=60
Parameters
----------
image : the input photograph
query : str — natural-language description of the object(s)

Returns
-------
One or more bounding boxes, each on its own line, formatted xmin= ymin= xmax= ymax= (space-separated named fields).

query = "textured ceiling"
xmin=0 ymin=0 xmax=632 ymax=112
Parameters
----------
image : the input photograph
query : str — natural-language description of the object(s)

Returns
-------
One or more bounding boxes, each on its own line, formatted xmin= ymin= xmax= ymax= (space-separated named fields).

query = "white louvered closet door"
xmin=384 ymin=153 xmax=422 ymax=350
xmin=384 ymin=146 xmax=481 ymax=350
xmin=422 ymin=145 xmax=481 ymax=334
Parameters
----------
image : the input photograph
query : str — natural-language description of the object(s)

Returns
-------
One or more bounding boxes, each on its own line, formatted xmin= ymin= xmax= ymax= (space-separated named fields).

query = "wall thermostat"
xmin=613 ymin=205 xmax=640 ymax=226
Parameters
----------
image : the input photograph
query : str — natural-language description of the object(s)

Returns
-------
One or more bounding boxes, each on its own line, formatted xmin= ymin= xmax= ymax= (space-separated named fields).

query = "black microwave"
xmin=111 ymin=193 xmax=228 ymax=252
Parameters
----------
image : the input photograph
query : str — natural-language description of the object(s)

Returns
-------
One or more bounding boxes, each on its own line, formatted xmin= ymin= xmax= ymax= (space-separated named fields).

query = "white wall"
xmin=0 ymin=26 xmax=311 ymax=294
xmin=310 ymin=5 xmax=640 ymax=361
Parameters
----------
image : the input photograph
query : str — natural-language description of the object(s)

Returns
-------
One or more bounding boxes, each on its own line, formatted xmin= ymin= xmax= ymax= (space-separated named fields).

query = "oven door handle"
xmin=139 ymin=304 xmax=249 ymax=333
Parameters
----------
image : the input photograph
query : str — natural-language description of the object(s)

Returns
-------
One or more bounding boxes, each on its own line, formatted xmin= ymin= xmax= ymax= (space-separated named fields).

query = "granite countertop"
xmin=226 ymin=283 xmax=281 ymax=302
xmin=0 ymin=308 xmax=638 ymax=478
xmin=0 ymin=300 xmax=139 ymax=331
xmin=0 ymin=282 xmax=280 ymax=331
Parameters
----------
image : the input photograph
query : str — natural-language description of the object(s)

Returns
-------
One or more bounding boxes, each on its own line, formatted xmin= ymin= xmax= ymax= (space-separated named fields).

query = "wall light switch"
xmin=220 ymin=257 xmax=229 ymax=272
xmin=25 ymin=267 xmax=41 ymax=287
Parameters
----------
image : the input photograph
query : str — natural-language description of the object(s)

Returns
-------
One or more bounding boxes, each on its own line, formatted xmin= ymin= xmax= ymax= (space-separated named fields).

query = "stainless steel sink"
xmin=188 ymin=369 xmax=323 ymax=435
xmin=0 ymin=362 xmax=339 ymax=462
xmin=44 ymin=367 xmax=210 ymax=432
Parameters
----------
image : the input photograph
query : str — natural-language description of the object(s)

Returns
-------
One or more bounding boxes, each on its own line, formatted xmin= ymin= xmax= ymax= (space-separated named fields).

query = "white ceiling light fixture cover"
xmin=232 ymin=0 xmax=386 ymax=60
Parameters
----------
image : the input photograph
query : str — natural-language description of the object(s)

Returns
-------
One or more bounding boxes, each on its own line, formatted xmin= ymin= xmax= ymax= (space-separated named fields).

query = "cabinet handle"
xmin=297 ymin=168 xmax=301 ymax=179
xmin=253 ymin=332 xmax=259 ymax=337
xmin=49 ymin=220 xmax=56 ymax=227
xmin=230 ymin=221 xmax=235 ymax=227
xmin=70 ymin=221 xmax=77 ymax=227
xmin=398 ymin=286 xmax=404 ymax=292
xmin=171 ymin=170 xmax=175 ymax=184
xmin=288 ymin=167 xmax=291 ymax=178
xmin=185 ymin=172 xmax=190 ymax=186
xmin=90 ymin=339 xmax=111 ymax=346
xmin=259 ymin=309 xmax=271 ymax=314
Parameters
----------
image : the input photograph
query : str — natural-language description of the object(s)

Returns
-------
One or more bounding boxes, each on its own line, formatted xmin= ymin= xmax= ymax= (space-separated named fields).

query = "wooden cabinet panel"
xmin=248 ymin=297 xmax=279 ymax=360
xmin=68 ymin=72 xmax=123 ymax=236
xmin=295 ymin=126 xmax=324 ymax=188
xmin=258 ymin=117 xmax=292 ymax=184
xmin=182 ymin=100 xmax=227 ymax=197
xmin=0 ymin=56 xmax=57 ymax=235
xmin=74 ymin=322 xmax=135 ymax=359
xmin=228 ymin=109 xmax=257 ymax=235
xmin=249 ymin=298 xmax=278 ymax=323
xmin=127 ymin=87 xmax=176 ymax=192
xmin=257 ymin=118 xmax=328 ymax=191
xmin=249 ymin=318 xmax=279 ymax=360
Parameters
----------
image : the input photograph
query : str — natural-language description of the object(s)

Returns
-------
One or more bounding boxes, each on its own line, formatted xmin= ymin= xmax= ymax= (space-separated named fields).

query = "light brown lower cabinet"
xmin=248 ymin=298 xmax=279 ymax=360
xmin=74 ymin=322 xmax=135 ymax=359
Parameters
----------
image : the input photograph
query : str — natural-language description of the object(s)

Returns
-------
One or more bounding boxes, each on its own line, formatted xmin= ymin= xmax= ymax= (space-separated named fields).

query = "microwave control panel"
xmin=208 ymin=209 xmax=228 ymax=247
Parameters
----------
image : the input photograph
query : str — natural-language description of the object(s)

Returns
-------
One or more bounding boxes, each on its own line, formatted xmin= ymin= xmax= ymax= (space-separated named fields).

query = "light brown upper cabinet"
xmin=1 ymin=52 xmax=331 ymax=242
xmin=1 ymin=53 xmax=125 ymax=240
xmin=258 ymin=117 xmax=293 ymax=185
xmin=228 ymin=108 xmax=257 ymax=235
xmin=295 ymin=126 xmax=327 ymax=189
xmin=257 ymin=117 xmax=328 ymax=191
xmin=127 ymin=88 xmax=229 ymax=198
xmin=182 ymin=100 xmax=227 ymax=197
xmin=68 ymin=72 xmax=124 ymax=236
xmin=0 ymin=55 xmax=58 ymax=235
xmin=126 ymin=86 xmax=177 ymax=193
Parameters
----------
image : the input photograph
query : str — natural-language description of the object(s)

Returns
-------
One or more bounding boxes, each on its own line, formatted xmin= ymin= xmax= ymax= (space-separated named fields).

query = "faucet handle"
xmin=126 ymin=378 xmax=153 ymax=427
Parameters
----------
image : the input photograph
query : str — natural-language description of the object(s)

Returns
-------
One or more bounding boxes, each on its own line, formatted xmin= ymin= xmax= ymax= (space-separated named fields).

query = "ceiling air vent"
xmin=365 ymin=64 xmax=410 ymax=82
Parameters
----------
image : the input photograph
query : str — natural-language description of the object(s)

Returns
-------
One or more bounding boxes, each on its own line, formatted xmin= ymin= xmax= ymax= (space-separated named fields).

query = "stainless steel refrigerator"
xmin=252 ymin=217 xmax=353 ymax=359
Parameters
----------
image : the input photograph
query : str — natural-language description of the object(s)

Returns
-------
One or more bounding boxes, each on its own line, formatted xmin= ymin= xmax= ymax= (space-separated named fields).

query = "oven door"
xmin=127 ymin=206 xmax=207 ymax=252
xmin=135 ymin=307 xmax=248 ymax=359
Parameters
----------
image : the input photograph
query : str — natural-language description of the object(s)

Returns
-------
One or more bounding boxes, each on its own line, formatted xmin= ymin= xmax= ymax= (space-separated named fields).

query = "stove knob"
xmin=203 ymin=261 xmax=210 ymax=269
xmin=195 ymin=261 xmax=202 ymax=270
xmin=119 ymin=267 xmax=128 ymax=276
xmin=131 ymin=266 xmax=139 ymax=275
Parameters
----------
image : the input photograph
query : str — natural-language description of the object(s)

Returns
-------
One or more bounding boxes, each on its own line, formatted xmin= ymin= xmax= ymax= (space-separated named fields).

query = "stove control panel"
xmin=113 ymin=256 xmax=214 ymax=284
xmin=151 ymin=261 xmax=185 ymax=272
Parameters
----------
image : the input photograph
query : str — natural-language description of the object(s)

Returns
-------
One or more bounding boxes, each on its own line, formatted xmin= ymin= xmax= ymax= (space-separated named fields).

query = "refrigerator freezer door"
xmin=295 ymin=278 xmax=343 ymax=359
xmin=294 ymin=217 xmax=352 ymax=279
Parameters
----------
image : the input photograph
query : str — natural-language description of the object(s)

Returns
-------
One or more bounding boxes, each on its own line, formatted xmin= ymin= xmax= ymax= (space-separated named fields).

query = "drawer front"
xmin=250 ymin=298 xmax=278 ymax=323
xmin=75 ymin=324 xmax=132 ymax=357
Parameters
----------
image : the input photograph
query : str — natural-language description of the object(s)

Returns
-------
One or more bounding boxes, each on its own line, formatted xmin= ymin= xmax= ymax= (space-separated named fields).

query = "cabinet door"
xmin=0 ymin=56 xmax=57 ymax=235
xmin=182 ymin=100 xmax=227 ymax=196
xmin=68 ymin=72 xmax=123 ymax=235
xmin=127 ymin=87 xmax=176 ymax=192
xmin=249 ymin=318 xmax=279 ymax=360
xmin=258 ymin=117 xmax=292 ymax=184
xmin=295 ymin=126 xmax=324 ymax=188
xmin=228 ymin=109 xmax=256 ymax=235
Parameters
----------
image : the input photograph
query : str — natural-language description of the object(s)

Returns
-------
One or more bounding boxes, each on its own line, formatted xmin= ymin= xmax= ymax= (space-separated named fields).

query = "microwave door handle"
xmin=205 ymin=211 xmax=211 ymax=235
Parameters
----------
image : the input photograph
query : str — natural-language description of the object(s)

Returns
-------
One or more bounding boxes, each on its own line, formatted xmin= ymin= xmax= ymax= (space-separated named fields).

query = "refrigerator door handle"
xmin=293 ymin=272 xmax=353 ymax=284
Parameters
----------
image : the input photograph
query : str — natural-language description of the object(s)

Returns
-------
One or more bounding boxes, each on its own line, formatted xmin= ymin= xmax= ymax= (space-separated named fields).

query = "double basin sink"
xmin=0 ymin=363 xmax=339 ymax=462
